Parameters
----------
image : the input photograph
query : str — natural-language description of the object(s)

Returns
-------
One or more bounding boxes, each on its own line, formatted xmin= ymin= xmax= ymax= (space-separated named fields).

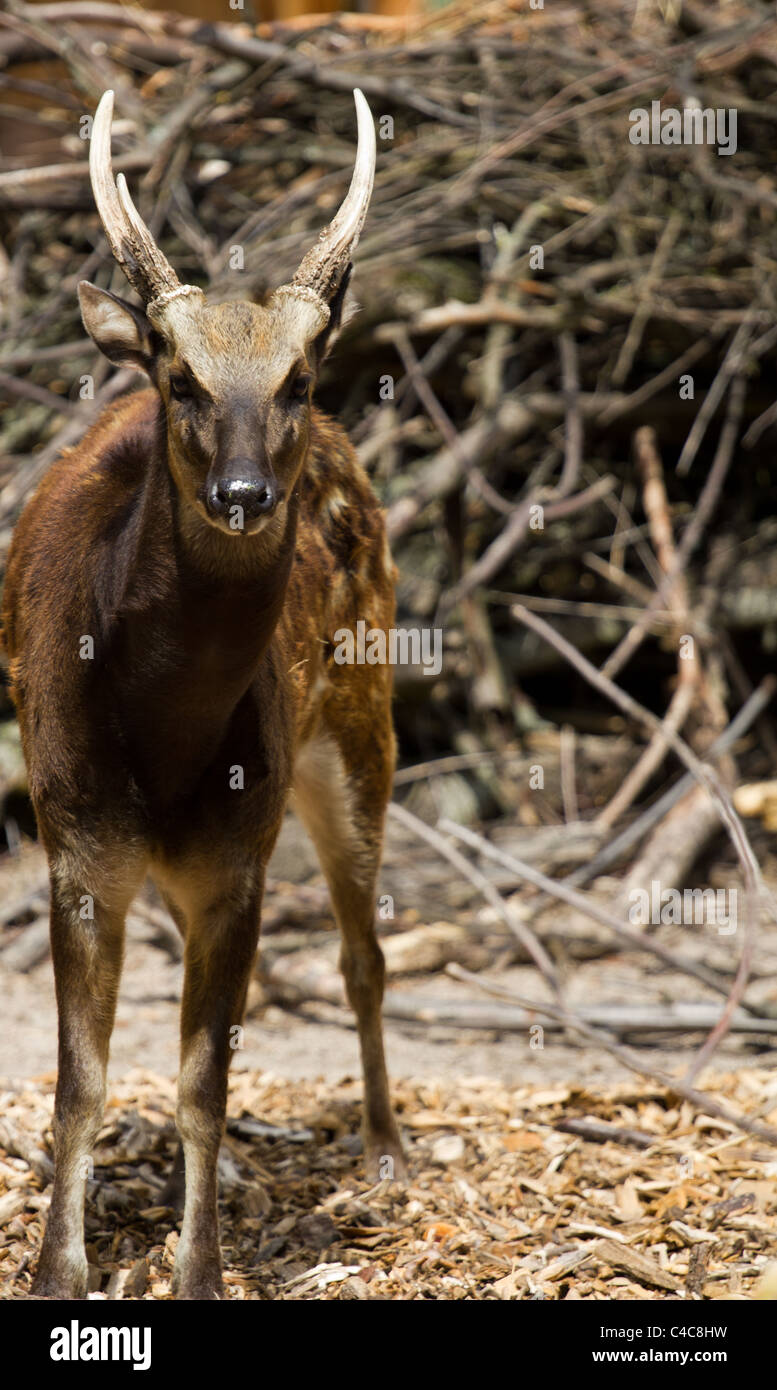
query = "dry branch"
xmin=448 ymin=965 xmax=777 ymax=1148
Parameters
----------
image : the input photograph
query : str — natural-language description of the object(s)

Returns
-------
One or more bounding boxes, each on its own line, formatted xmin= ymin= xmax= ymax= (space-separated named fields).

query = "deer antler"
xmin=90 ymin=87 xmax=373 ymax=325
xmin=280 ymin=88 xmax=376 ymax=309
xmin=89 ymin=90 xmax=202 ymax=318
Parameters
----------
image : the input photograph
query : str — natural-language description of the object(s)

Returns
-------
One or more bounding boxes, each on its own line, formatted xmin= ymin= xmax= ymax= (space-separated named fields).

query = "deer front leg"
xmin=32 ymin=861 xmax=134 ymax=1299
xmin=172 ymin=886 xmax=261 ymax=1300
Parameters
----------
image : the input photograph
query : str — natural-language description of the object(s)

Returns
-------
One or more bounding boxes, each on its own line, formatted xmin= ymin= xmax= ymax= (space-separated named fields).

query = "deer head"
xmin=78 ymin=89 xmax=375 ymax=537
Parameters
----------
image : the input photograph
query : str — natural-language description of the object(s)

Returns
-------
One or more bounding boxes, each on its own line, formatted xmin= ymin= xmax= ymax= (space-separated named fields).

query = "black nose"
xmin=206 ymin=463 xmax=280 ymax=524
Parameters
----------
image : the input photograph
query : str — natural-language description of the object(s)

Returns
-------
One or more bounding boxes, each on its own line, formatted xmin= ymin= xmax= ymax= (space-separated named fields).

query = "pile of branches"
xmin=2 ymin=6 xmax=777 ymax=697
xmin=0 ymin=10 xmax=775 ymax=771
xmin=1 ymin=0 xmax=777 ymax=784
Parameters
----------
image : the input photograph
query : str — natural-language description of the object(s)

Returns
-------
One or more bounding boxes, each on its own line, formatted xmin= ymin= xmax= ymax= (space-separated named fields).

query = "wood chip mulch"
xmin=1 ymin=1068 xmax=776 ymax=1301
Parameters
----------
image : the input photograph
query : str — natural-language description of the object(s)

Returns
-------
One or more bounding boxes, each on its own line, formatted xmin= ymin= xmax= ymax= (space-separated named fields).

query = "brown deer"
xmin=3 ymin=88 xmax=405 ymax=1300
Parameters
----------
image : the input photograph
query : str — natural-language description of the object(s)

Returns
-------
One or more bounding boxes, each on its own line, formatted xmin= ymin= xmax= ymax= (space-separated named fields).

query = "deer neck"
xmin=105 ymin=438 xmax=300 ymax=801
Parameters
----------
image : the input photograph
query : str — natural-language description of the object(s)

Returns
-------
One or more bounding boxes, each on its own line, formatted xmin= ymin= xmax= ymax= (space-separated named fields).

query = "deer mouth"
xmin=195 ymin=485 xmax=285 ymax=538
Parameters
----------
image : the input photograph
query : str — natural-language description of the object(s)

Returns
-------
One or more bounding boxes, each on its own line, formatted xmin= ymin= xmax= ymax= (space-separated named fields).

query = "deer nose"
xmin=207 ymin=465 xmax=281 ymax=523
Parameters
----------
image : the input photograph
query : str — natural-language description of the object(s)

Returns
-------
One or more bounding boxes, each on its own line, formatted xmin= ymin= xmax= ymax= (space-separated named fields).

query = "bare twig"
xmin=447 ymin=965 xmax=777 ymax=1148
xmin=511 ymin=604 xmax=761 ymax=1067
xmin=566 ymin=677 xmax=776 ymax=886
xmin=437 ymin=817 xmax=740 ymax=1005
xmin=387 ymin=800 xmax=562 ymax=999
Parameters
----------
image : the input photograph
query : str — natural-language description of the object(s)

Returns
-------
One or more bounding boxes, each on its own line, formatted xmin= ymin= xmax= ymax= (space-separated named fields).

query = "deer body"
xmin=4 ymin=91 xmax=404 ymax=1300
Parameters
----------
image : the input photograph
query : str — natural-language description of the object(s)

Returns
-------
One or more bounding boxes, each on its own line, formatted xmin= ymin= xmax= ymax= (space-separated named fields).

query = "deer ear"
xmin=310 ymin=264 xmax=355 ymax=370
xmin=78 ymin=282 xmax=159 ymax=375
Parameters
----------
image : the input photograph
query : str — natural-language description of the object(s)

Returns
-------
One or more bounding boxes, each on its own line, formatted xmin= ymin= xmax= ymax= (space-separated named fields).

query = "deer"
xmin=2 ymin=87 xmax=406 ymax=1301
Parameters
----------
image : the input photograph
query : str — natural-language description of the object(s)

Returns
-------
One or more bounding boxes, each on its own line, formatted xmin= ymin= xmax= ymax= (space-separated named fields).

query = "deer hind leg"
xmin=32 ymin=845 xmax=143 ymax=1299
xmin=293 ymin=727 xmax=405 ymax=1180
xmin=163 ymin=865 xmax=263 ymax=1300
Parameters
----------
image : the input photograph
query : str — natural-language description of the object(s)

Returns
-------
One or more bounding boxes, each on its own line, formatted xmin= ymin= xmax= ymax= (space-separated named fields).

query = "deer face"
xmin=79 ymin=287 xmax=342 ymax=537
xmin=78 ymin=87 xmax=373 ymax=539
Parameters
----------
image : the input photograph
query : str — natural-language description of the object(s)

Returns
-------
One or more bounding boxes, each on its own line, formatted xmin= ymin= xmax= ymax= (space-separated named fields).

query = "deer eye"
xmin=169 ymin=373 xmax=194 ymax=402
xmin=289 ymin=371 xmax=312 ymax=400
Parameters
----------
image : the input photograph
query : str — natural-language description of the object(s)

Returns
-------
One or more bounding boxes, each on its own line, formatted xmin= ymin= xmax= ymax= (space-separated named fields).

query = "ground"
xmin=2 ymin=1068 xmax=776 ymax=1300
xmin=1 ymin=810 xmax=777 ymax=1300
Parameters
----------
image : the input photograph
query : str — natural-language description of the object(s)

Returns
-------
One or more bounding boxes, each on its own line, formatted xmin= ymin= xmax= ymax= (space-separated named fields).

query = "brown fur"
xmin=4 ymin=354 xmax=405 ymax=1299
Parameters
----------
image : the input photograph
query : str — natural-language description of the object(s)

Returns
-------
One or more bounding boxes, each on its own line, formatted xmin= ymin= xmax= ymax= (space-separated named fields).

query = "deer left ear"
xmin=309 ymin=265 xmax=354 ymax=371
xmin=78 ymin=282 xmax=160 ymax=375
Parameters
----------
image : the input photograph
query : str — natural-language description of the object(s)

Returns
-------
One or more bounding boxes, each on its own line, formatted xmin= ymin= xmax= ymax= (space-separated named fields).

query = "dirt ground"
xmin=2 ymin=805 xmax=777 ymax=1300
xmin=2 ymin=1067 xmax=776 ymax=1301
xmin=2 ymin=810 xmax=777 ymax=1086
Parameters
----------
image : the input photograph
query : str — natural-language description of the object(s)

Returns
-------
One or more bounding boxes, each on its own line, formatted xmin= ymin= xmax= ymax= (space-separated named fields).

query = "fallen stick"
xmin=676 ymin=314 xmax=759 ymax=477
xmin=597 ymin=680 xmax=697 ymax=830
xmin=615 ymin=784 xmax=726 ymax=920
xmin=511 ymin=604 xmax=762 ymax=1071
xmin=263 ymin=955 xmax=777 ymax=1035
xmin=390 ymin=327 xmax=510 ymax=518
xmin=566 ymin=676 xmax=776 ymax=886
xmin=601 ymin=372 xmax=748 ymax=681
xmin=447 ymin=964 xmax=777 ymax=1147
xmin=388 ymin=800 xmax=561 ymax=999
xmin=436 ymin=818 xmax=738 ymax=1005
xmin=511 ymin=603 xmax=762 ymax=892
xmin=596 ymin=425 xmax=700 ymax=828
xmin=552 ymin=1117 xmax=654 ymax=1150
xmin=440 ymin=475 xmax=615 ymax=614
